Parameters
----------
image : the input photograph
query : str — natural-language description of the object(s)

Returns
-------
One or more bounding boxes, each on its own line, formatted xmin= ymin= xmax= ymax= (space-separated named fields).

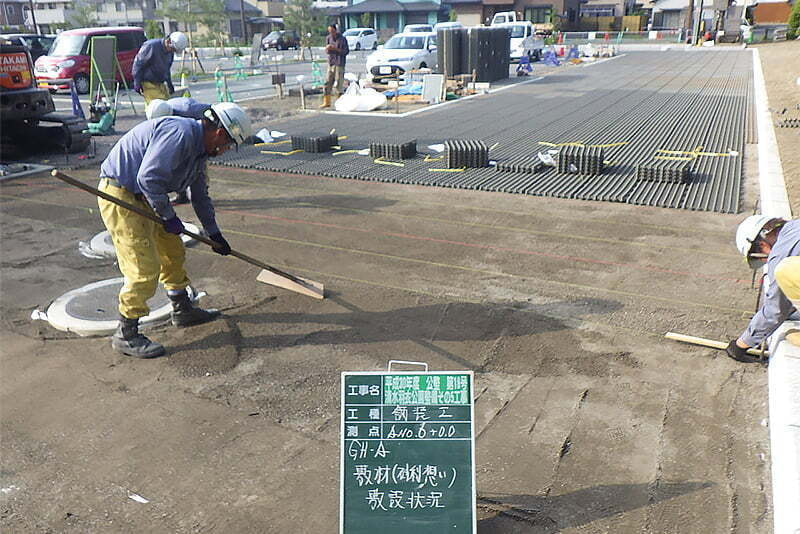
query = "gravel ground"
xmin=755 ymin=41 xmax=800 ymax=212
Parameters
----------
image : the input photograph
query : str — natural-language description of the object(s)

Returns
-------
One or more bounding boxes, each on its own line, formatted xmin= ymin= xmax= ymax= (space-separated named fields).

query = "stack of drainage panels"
xmin=437 ymin=26 xmax=510 ymax=83
xmin=369 ymin=139 xmax=417 ymax=160
xmin=557 ymin=145 xmax=605 ymax=176
xmin=445 ymin=139 xmax=489 ymax=168
xmin=496 ymin=156 xmax=544 ymax=174
xmin=291 ymin=133 xmax=338 ymax=153
xmin=635 ymin=158 xmax=691 ymax=184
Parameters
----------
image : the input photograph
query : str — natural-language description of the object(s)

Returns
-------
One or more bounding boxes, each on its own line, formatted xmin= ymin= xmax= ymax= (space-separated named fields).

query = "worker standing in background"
xmin=727 ymin=215 xmax=800 ymax=362
xmin=320 ymin=24 xmax=348 ymax=109
xmin=146 ymin=97 xmax=213 ymax=205
xmin=133 ymin=32 xmax=188 ymax=105
xmin=98 ymin=102 xmax=252 ymax=359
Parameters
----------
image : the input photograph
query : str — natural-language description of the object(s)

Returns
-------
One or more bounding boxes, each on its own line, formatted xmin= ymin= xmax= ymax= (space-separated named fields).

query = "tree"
xmin=157 ymin=0 xmax=226 ymax=45
xmin=360 ymin=12 xmax=371 ymax=28
xmin=449 ymin=9 xmax=457 ymax=22
xmin=68 ymin=3 xmax=97 ymax=28
xmin=284 ymin=0 xmax=327 ymax=57
xmin=788 ymin=0 xmax=800 ymax=39
xmin=144 ymin=20 xmax=164 ymax=39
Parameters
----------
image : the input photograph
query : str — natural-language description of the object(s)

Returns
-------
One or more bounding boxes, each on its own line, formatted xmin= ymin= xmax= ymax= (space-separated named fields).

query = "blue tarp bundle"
xmin=384 ymin=82 xmax=423 ymax=98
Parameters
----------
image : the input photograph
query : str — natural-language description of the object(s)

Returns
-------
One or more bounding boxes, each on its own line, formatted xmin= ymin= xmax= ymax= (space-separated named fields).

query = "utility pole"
xmin=239 ymin=0 xmax=248 ymax=45
xmin=686 ymin=0 xmax=694 ymax=43
xmin=27 ymin=0 xmax=39 ymax=34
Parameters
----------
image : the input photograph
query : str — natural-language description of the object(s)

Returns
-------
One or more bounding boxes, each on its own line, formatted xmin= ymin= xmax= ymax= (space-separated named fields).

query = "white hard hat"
xmin=169 ymin=31 xmax=188 ymax=52
xmin=735 ymin=214 xmax=776 ymax=269
xmin=209 ymin=102 xmax=252 ymax=145
xmin=145 ymin=99 xmax=171 ymax=120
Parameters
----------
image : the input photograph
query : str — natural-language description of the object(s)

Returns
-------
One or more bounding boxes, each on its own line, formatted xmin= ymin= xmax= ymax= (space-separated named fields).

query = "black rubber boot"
xmin=111 ymin=316 xmax=165 ymax=358
xmin=168 ymin=290 xmax=220 ymax=327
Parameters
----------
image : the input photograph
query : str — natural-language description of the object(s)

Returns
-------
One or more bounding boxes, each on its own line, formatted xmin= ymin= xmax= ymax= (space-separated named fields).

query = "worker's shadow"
xmin=477 ymin=481 xmax=712 ymax=532
xmin=232 ymin=294 xmax=622 ymax=369
xmin=211 ymin=194 xmax=398 ymax=215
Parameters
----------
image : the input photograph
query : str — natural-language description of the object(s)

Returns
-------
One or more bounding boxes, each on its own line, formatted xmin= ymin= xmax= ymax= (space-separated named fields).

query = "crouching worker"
xmin=98 ymin=102 xmax=252 ymax=358
xmin=727 ymin=215 xmax=800 ymax=363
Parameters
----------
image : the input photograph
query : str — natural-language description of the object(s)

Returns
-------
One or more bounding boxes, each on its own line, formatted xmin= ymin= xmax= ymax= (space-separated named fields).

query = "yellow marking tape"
xmin=540 ymin=141 xmax=629 ymax=148
xmin=489 ymin=142 xmax=500 ymax=151
xmin=260 ymin=149 xmax=304 ymax=156
xmin=374 ymin=157 xmax=404 ymax=167
xmin=333 ymin=150 xmax=359 ymax=156
xmin=222 ymin=227 xmax=753 ymax=316
xmin=429 ymin=168 xmax=465 ymax=172
xmin=654 ymin=155 xmax=694 ymax=161
xmin=254 ymin=139 xmax=291 ymax=146
xmin=423 ymin=155 xmax=443 ymax=162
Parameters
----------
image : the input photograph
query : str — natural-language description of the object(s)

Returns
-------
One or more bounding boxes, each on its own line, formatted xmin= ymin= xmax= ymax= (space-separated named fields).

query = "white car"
xmin=343 ymin=27 xmax=378 ymax=51
xmin=366 ymin=32 xmax=438 ymax=83
xmin=403 ymin=24 xmax=433 ymax=33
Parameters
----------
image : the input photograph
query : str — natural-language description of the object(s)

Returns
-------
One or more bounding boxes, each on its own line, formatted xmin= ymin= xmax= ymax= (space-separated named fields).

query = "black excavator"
xmin=1 ymin=40 xmax=90 ymax=160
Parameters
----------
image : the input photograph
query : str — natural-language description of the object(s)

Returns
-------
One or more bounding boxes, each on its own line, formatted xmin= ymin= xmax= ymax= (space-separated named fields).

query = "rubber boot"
xmin=320 ymin=94 xmax=331 ymax=109
xmin=168 ymin=290 xmax=220 ymax=327
xmin=111 ymin=316 xmax=165 ymax=358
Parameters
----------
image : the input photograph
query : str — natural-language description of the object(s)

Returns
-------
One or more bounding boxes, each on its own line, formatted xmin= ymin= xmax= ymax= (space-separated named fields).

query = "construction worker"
xmin=98 ymin=102 xmax=252 ymax=358
xmin=320 ymin=23 xmax=348 ymax=109
xmin=133 ymin=31 xmax=188 ymax=106
xmin=727 ymin=215 xmax=800 ymax=363
xmin=146 ymin=97 xmax=213 ymax=205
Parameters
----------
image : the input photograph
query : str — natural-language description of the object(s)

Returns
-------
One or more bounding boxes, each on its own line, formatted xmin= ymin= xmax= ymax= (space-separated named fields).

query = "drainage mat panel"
xmin=209 ymin=50 xmax=752 ymax=213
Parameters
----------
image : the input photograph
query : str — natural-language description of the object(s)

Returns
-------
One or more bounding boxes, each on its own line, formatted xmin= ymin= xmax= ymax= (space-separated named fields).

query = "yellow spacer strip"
xmin=429 ymin=168 xmax=465 ymax=172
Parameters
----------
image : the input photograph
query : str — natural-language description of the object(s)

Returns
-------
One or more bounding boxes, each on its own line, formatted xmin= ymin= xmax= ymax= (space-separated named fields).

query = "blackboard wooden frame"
xmin=340 ymin=371 xmax=476 ymax=534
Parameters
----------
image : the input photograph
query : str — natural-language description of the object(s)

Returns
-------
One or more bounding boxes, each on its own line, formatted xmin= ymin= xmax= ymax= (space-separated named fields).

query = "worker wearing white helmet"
xmin=96 ymin=102 xmax=252 ymax=358
xmin=727 ymin=214 xmax=800 ymax=362
xmin=132 ymin=31 xmax=189 ymax=105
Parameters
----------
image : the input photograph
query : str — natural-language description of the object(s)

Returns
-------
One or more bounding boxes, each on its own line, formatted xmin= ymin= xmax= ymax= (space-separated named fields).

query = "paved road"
xmin=50 ymin=51 xmax=373 ymax=114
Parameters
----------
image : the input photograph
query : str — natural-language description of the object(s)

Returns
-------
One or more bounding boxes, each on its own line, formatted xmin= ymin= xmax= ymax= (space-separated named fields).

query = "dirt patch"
xmin=756 ymin=41 xmax=800 ymax=212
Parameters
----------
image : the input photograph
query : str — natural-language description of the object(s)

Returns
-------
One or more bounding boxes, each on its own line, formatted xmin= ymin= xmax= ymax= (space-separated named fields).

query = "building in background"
xmin=1 ymin=0 xmax=28 ymax=28
xmin=339 ymin=0 xmax=445 ymax=37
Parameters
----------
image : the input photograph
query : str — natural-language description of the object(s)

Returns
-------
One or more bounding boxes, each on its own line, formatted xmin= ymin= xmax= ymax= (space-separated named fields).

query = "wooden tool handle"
xmin=664 ymin=332 xmax=767 ymax=357
xmin=51 ymin=170 xmax=314 ymax=289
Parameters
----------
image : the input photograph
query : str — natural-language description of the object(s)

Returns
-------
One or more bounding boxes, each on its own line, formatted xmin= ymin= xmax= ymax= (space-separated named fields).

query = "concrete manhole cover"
xmin=44 ymin=278 xmax=193 ymax=336
xmin=80 ymin=222 xmax=203 ymax=259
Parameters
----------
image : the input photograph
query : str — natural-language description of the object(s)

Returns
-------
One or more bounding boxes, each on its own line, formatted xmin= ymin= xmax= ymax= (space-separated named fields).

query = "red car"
xmin=34 ymin=26 xmax=146 ymax=94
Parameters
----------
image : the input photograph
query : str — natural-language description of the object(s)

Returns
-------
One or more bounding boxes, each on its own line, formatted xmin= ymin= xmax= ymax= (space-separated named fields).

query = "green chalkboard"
xmin=340 ymin=372 xmax=476 ymax=534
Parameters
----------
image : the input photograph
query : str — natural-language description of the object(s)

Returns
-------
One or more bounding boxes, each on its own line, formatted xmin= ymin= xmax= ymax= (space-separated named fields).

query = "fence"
xmin=557 ymin=30 xmax=686 ymax=45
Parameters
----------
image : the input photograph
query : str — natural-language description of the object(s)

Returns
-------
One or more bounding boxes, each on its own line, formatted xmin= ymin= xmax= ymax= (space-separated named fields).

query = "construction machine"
xmin=1 ymin=41 xmax=90 ymax=160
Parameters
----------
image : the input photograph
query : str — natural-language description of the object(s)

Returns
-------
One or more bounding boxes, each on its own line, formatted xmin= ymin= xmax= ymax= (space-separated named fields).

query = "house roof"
xmin=340 ymin=0 xmax=441 ymax=12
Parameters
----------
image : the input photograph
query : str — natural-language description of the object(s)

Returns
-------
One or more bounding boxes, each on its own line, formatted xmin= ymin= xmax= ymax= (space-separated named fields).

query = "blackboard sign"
xmin=340 ymin=371 xmax=476 ymax=533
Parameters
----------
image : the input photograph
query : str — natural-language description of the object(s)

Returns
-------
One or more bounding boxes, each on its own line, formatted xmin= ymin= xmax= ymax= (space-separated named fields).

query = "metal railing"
xmin=556 ymin=30 xmax=686 ymax=45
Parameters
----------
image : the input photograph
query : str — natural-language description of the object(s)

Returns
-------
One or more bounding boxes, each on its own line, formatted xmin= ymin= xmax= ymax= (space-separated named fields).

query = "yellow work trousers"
xmin=142 ymin=81 xmax=170 ymax=106
xmin=98 ymin=179 xmax=190 ymax=319
xmin=775 ymin=256 xmax=800 ymax=308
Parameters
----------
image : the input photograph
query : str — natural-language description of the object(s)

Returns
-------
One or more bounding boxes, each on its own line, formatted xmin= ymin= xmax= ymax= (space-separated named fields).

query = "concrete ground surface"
xmin=0 ymin=48 xmax=777 ymax=533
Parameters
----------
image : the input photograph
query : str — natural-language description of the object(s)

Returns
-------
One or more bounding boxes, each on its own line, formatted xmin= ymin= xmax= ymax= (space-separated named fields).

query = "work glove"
xmin=725 ymin=340 xmax=762 ymax=364
xmin=163 ymin=215 xmax=185 ymax=235
xmin=133 ymin=80 xmax=142 ymax=94
xmin=167 ymin=82 xmax=175 ymax=95
xmin=208 ymin=232 xmax=231 ymax=256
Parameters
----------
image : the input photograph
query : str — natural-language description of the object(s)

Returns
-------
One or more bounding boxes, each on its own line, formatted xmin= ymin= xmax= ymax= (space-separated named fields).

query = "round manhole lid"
xmin=46 ymin=278 xmax=173 ymax=336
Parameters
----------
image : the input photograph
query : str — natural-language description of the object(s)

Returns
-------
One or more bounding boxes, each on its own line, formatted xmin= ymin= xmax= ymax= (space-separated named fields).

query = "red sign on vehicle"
xmin=0 ymin=52 xmax=33 ymax=89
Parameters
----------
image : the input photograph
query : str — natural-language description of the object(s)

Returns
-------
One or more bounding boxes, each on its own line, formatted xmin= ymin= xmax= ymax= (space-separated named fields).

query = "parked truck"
xmin=0 ymin=40 xmax=89 ymax=159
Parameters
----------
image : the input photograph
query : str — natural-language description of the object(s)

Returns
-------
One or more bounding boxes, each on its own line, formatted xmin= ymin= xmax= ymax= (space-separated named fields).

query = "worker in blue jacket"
xmin=98 ymin=102 xmax=252 ymax=358
xmin=146 ymin=97 xmax=214 ymax=204
xmin=727 ymin=215 xmax=800 ymax=362
xmin=132 ymin=32 xmax=188 ymax=105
